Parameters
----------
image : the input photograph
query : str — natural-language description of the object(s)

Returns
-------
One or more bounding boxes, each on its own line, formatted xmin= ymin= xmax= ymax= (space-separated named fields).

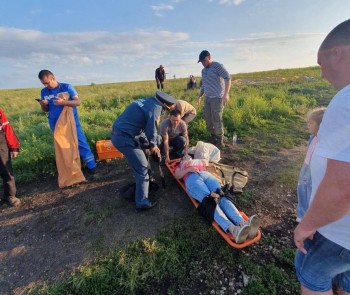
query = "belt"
xmin=206 ymin=96 xmax=221 ymax=99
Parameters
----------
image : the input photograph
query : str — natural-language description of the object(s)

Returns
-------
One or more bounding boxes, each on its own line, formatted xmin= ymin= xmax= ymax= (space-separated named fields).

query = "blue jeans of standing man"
xmin=185 ymin=171 xmax=244 ymax=232
xmin=111 ymin=132 xmax=151 ymax=207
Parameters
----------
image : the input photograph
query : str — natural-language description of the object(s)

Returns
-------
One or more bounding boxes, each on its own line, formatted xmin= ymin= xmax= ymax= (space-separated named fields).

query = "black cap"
xmin=198 ymin=50 xmax=210 ymax=63
xmin=155 ymin=91 xmax=177 ymax=106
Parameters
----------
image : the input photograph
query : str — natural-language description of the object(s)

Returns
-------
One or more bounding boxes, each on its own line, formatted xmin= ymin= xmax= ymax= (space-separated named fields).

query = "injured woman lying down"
xmin=174 ymin=156 xmax=260 ymax=243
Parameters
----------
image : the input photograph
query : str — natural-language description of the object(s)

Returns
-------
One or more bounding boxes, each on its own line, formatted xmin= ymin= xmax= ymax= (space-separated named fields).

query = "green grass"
xmin=0 ymin=66 xmax=336 ymax=294
xmin=0 ymin=66 xmax=333 ymax=182
xmin=28 ymin=216 xmax=299 ymax=295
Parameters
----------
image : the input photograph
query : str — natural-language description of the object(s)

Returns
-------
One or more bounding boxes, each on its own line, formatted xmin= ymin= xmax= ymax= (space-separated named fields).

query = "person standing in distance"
xmin=196 ymin=50 xmax=231 ymax=148
xmin=155 ymin=65 xmax=166 ymax=90
xmin=294 ymin=19 xmax=350 ymax=295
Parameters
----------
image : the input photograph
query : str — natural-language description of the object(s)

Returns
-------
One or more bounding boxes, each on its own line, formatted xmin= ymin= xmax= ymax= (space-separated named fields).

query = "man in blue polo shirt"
xmin=37 ymin=70 xmax=96 ymax=173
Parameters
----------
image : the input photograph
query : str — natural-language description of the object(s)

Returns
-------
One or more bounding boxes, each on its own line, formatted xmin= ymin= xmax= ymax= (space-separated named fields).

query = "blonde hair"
xmin=306 ymin=107 xmax=326 ymax=126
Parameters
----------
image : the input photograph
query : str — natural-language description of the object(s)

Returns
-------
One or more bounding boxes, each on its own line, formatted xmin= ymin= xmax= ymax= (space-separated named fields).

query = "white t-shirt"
xmin=310 ymin=84 xmax=350 ymax=249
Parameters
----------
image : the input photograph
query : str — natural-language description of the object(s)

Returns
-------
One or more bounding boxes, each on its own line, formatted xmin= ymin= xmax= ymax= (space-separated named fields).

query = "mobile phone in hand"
xmin=35 ymin=98 xmax=41 ymax=102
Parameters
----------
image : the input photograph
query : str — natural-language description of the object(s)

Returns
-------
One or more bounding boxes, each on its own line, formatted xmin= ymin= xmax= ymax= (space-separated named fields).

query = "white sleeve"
xmin=316 ymin=88 xmax=350 ymax=163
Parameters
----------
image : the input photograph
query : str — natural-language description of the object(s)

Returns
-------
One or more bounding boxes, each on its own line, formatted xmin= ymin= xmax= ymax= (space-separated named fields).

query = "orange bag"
xmin=54 ymin=107 xmax=86 ymax=188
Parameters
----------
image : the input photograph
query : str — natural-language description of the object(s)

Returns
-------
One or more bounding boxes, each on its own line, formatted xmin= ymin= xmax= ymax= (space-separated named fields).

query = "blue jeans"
xmin=111 ymin=132 xmax=150 ymax=207
xmin=185 ymin=171 xmax=244 ymax=231
xmin=295 ymin=232 xmax=350 ymax=293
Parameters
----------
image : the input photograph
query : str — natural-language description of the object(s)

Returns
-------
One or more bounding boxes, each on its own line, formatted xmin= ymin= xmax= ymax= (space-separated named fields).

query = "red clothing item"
xmin=0 ymin=108 xmax=20 ymax=151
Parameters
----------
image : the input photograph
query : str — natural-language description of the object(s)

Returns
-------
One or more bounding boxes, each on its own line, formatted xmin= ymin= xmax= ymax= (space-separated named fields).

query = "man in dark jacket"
xmin=155 ymin=65 xmax=166 ymax=90
xmin=111 ymin=91 xmax=177 ymax=211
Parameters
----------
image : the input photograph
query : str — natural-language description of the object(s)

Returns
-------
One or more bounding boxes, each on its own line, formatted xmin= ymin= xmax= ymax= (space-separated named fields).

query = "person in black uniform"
xmin=155 ymin=65 xmax=166 ymax=90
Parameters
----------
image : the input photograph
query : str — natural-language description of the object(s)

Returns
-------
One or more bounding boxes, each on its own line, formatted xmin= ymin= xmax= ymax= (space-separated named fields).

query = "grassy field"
xmin=0 ymin=66 xmax=336 ymax=294
xmin=0 ymin=66 xmax=334 ymax=183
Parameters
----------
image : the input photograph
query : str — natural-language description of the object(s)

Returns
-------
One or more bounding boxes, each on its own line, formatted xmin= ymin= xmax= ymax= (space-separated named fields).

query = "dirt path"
xmin=0 ymin=144 xmax=306 ymax=295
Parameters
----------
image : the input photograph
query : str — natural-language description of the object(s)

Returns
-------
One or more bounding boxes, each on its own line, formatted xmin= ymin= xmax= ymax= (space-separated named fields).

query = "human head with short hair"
xmin=170 ymin=109 xmax=181 ymax=117
xmin=318 ymin=19 xmax=350 ymax=88
xmin=169 ymin=109 xmax=182 ymax=128
xmin=306 ymin=107 xmax=326 ymax=136
xmin=198 ymin=50 xmax=212 ymax=68
xmin=38 ymin=69 xmax=58 ymax=89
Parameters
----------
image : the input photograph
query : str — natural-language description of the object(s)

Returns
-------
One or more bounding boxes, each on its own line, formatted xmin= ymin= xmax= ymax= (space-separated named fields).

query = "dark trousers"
xmin=169 ymin=136 xmax=186 ymax=158
xmin=0 ymin=133 xmax=16 ymax=199
xmin=156 ymin=81 xmax=164 ymax=90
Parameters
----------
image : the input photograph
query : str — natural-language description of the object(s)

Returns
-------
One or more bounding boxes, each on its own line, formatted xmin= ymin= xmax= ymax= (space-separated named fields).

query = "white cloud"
xmin=151 ymin=3 xmax=174 ymax=11
xmin=151 ymin=3 xmax=174 ymax=16
xmin=0 ymin=26 xmax=190 ymax=88
xmin=0 ymin=26 xmax=322 ymax=89
xmin=0 ymin=26 xmax=189 ymax=65
xmin=218 ymin=0 xmax=246 ymax=5
xmin=223 ymin=32 xmax=324 ymax=46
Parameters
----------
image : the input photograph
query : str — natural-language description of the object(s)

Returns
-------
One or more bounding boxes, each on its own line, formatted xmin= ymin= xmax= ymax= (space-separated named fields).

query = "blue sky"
xmin=1 ymin=0 xmax=350 ymax=89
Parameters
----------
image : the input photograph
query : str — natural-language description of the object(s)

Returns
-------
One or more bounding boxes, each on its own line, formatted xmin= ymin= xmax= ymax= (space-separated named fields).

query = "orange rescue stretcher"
xmin=166 ymin=159 xmax=261 ymax=249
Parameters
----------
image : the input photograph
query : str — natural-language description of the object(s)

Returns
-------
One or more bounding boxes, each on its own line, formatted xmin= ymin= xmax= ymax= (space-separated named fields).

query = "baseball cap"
xmin=197 ymin=50 xmax=210 ymax=63
xmin=155 ymin=91 xmax=177 ymax=106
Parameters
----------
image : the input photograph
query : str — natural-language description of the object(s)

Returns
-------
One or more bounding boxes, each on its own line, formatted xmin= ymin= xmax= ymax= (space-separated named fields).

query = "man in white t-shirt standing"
xmin=294 ymin=19 xmax=350 ymax=295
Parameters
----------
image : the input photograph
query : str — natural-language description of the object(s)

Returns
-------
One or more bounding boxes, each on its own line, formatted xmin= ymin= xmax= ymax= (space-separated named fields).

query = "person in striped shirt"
xmin=196 ymin=50 xmax=231 ymax=148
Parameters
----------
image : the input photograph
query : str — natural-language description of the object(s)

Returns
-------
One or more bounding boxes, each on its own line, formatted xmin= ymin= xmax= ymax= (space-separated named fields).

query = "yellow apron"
xmin=54 ymin=106 xmax=86 ymax=188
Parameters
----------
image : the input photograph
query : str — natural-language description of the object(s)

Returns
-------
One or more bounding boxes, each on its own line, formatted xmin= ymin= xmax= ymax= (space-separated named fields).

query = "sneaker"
xmin=230 ymin=224 xmax=250 ymax=244
xmin=244 ymin=215 xmax=260 ymax=239
xmin=7 ymin=196 xmax=21 ymax=207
